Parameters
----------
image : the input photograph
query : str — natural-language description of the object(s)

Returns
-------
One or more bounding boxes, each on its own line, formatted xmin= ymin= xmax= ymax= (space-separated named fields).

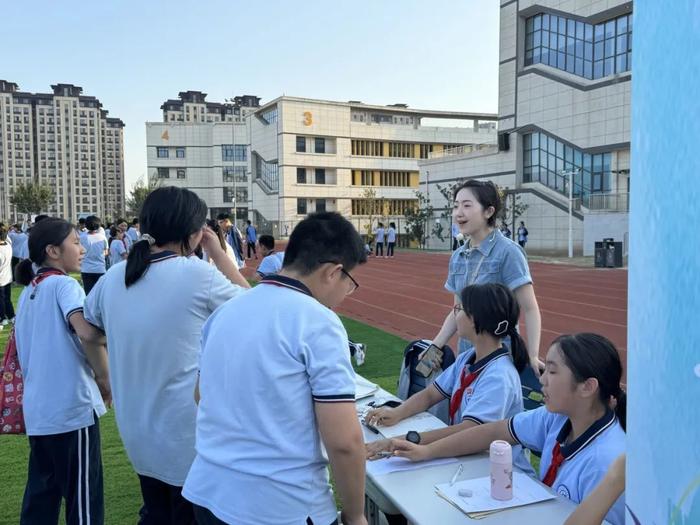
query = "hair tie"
xmin=494 ymin=320 xmax=509 ymax=336
xmin=141 ymin=234 xmax=156 ymax=247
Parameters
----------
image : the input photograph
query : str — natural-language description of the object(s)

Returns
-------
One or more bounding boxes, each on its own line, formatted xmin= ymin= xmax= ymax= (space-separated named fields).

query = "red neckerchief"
xmin=542 ymin=442 xmax=566 ymax=486
xmin=29 ymin=269 xmax=66 ymax=299
xmin=448 ymin=367 xmax=483 ymax=424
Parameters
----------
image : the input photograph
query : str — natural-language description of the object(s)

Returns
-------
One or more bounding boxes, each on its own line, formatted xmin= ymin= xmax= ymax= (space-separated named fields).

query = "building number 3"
xmin=303 ymin=111 xmax=313 ymax=126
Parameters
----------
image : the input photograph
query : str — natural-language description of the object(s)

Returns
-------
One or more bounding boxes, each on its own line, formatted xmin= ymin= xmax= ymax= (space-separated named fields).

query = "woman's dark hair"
xmin=15 ymin=218 xmax=75 ymax=286
xmin=460 ymin=283 xmax=528 ymax=373
xmin=108 ymin=226 xmax=120 ymax=247
xmin=552 ymin=333 xmax=626 ymax=431
xmin=206 ymin=219 xmax=227 ymax=252
xmin=125 ymin=186 xmax=208 ymax=287
xmin=389 ymin=222 xmax=396 ymax=229
xmin=453 ymin=180 xmax=502 ymax=227
xmin=85 ymin=215 xmax=101 ymax=232
xmin=283 ymin=212 xmax=366 ymax=274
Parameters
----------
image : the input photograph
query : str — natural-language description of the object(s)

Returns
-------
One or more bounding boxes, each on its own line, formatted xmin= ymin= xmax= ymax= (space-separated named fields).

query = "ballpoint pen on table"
xmin=450 ymin=463 xmax=463 ymax=486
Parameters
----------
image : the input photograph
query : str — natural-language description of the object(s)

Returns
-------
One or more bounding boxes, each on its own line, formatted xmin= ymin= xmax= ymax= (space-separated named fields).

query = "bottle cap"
xmin=489 ymin=440 xmax=512 ymax=462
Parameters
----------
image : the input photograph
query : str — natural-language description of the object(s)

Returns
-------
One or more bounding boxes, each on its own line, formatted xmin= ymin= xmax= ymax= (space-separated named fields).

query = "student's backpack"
xmin=0 ymin=328 xmax=25 ymax=434
xmin=397 ymin=339 xmax=456 ymax=424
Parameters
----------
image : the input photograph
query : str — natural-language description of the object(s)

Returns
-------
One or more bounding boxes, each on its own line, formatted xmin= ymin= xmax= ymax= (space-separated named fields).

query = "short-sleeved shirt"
xmin=375 ymin=227 xmax=385 ymax=243
xmin=245 ymin=225 xmax=257 ymax=242
xmin=126 ymin=227 xmax=139 ymax=243
xmin=80 ymin=232 xmax=107 ymax=274
xmin=9 ymin=231 xmax=28 ymax=259
xmin=109 ymin=240 xmax=127 ymax=267
xmin=509 ymin=407 xmax=626 ymax=525
xmin=15 ymin=270 xmax=106 ymax=435
xmin=434 ymin=347 xmax=533 ymax=475
xmin=445 ymin=229 xmax=532 ymax=354
xmin=0 ymin=243 xmax=12 ymax=286
xmin=123 ymin=233 xmax=133 ymax=252
xmin=183 ymin=274 xmax=356 ymax=525
xmin=387 ymin=227 xmax=396 ymax=243
xmin=83 ymin=252 xmax=245 ymax=485
xmin=256 ymin=251 xmax=284 ymax=277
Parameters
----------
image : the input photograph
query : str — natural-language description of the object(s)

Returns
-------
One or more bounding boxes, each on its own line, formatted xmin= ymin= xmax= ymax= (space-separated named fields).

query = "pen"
xmin=375 ymin=451 xmax=393 ymax=458
xmin=450 ymin=464 xmax=463 ymax=486
xmin=364 ymin=422 xmax=379 ymax=434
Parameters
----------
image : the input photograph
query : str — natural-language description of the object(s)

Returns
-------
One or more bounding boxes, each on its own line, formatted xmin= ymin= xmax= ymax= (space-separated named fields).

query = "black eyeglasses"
xmin=319 ymin=260 xmax=359 ymax=295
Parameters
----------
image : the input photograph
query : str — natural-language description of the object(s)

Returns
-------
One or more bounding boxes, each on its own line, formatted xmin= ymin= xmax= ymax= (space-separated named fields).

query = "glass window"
xmin=297 ymin=198 xmax=307 ymax=215
xmin=296 ymin=136 xmax=306 ymax=152
xmin=176 ymin=169 xmax=186 ymax=179
xmin=316 ymin=199 xmax=327 ymax=213
xmin=297 ymin=167 xmax=306 ymax=183
xmin=315 ymin=168 xmax=326 ymax=184
xmin=176 ymin=147 xmax=185 ymax=158
xmin=157 ymin=167 xmax=169 ymax=178
xmin=156 ymin=147 xmax=169 ymax=158
xmin=223 ymin=167 xmax=235 ymax=182
xmin=223 ymin=187 xmax=234 ymax=203
xmin=314 ymin=137 xmax=325 ymax=154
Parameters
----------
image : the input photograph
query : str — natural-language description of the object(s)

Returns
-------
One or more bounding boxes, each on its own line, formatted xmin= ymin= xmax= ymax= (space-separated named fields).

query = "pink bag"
xmin=0 ymin=328 xmax=25 ymax=434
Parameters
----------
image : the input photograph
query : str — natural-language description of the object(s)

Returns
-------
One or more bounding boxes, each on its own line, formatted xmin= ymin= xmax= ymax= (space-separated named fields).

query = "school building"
xmin=419 ymin=0 xmax=632 ymax=255
xmin=0 ymin=81 xmax=125 ymax=222
xmin=146 ymin=94 xmax=497 ymax=239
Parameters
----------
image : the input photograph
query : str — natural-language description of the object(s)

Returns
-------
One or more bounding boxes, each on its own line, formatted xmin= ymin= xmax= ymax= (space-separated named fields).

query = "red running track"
xmin=242 ymin=249 xmax=628 ymax=377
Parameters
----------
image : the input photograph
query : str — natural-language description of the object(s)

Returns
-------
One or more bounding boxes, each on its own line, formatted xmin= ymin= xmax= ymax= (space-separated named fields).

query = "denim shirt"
xmin=445 ymin=229 xmax=532 ymax=354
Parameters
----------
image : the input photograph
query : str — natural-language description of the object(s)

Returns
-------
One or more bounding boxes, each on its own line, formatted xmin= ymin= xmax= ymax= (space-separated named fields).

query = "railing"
xmin=582 ymin=192 xmax=629 ymax=212
xmin=427 ymin=143 xmax=498 ymax=160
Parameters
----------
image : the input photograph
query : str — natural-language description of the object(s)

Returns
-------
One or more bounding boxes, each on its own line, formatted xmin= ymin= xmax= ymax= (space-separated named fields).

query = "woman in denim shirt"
xmin=429 ymin=180 xmax=543 ymax=374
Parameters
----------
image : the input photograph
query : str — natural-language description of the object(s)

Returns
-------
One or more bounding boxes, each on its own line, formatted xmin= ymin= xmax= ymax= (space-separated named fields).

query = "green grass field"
xmin=0 ymin=282 xmax=408 ymax=524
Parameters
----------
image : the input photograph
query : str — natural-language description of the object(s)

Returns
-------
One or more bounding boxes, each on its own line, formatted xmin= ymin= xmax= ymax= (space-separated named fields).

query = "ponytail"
xmin=14 ymin=258 xmax=35 ymax=286
xmin=613 ymin=389 xmax=626 ymax=431
xmin=124 ymin=239 xmax=151 ymax=287
xmin=508 ymin=328 xmax=529 ymax=373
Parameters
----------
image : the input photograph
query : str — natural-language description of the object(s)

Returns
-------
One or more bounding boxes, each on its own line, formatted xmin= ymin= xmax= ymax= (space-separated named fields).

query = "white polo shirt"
xmin=83 ymin=251 xmax=245 ymax=485
xmin=0 ymin=243 xmax=12 ymax=286
xmin=434 ymin=348 xmax=534 ymax=475
xmin=80 ymin=231 xmax=107 ymax=274
xmin=183 ymin=274 xmax=356 ymax=525
xmin=509 ymin=406 xmax=626 ymax=525
xmin=109 ymin=239 xmax=127 ymax=267
xmin=10 ymin=231 xmax=28 ymax=259
xmin=15 ymin=270 xmax=106 ymax=435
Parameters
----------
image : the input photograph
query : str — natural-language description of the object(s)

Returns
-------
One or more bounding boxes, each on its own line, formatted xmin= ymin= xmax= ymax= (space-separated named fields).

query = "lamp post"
xmin=561 ymin=168 xmax=580 ymax=258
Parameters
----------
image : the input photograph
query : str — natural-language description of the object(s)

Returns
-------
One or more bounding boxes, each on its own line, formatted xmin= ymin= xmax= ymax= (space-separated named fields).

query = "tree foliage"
xmin=403 ymin=191 xmax=435 ymax=249
xmin=9 ymin=182 xmax=53 ymax=215
xmin=126 ymin=176 xmax=161 ymax=218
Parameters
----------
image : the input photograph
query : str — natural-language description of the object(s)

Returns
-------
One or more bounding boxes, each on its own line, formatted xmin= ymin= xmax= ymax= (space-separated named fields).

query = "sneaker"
xmin=354 ymin=344 xmax=366 ymax=367
xmin=1 ymin=319 xmax=7 ymax=326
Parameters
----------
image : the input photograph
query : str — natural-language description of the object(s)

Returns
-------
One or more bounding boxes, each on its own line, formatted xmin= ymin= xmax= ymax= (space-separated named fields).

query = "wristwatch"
xmin=405 ymin=430 xmax=421 ymax=445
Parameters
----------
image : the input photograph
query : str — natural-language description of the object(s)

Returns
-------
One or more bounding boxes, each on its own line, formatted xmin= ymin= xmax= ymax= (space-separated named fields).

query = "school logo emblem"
xmin=465 ymin=387 xmax=474 ymax=397
xmin=556 ymin=484 xmax=571 ymax=499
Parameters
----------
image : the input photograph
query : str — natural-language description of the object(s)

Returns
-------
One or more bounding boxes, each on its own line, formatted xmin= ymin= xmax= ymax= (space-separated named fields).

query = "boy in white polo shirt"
xmin=184 ymin=212 xmax=368 ymax=525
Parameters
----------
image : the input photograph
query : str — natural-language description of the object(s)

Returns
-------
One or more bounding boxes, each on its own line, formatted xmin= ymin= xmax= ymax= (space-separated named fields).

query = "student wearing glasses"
xmin=425 ymin=180 xmax=543 ymax=375
xmin=184 ymin=212 xmax=368 ymax=525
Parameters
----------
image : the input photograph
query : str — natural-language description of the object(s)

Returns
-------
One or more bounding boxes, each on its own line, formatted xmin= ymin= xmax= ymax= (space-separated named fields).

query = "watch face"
xmin=406 ymin=431 xmax=421 ymax=444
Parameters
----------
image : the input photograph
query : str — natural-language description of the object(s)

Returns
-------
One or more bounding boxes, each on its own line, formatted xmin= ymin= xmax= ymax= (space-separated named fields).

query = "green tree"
xmin=358 ymin=187 xmax=379 ymax=241
xmin=499 ymin=187 xmax=529 ymax=235
xmin=126 ymin=176 xmax=161 ymax=218
xmin=403 ymin=191 xmax=434 ymax=249
xmin=10 ymin=182 xmax=53 ymax=215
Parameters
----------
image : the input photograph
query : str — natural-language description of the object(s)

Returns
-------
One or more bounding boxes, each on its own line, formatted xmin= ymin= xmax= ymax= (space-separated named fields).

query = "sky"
xmin=2 ymin=0 xmax=500 ymax=192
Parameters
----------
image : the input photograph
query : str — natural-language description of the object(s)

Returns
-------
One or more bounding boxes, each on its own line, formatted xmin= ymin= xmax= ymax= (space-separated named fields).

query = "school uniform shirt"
xmin=123 ymin=233 xmax=133 ymax=252
xmin=434 ymin=347 xmax=534 ymax=475
xmin=183 ymin=274 xmax=356 ymax=525
xmin=126 ymin=227 xmax=139 ymax=243
xmin=203 ymin=243 xmax=240 ymax=269
xmin=10 ymin=231 xmax=28 ymax=259
xmin=15 ymin=270 xmax=106 ymax=435
xmin=387 ymin=227 xmax=397 ymax=243
xmin=0 ymin=243 xmax=12 ymax=286
xmin=445 ymin=229 xmax=532 ymax=354
xmin=83 ymin=252 xmax=245 ymax=485
xmin=256 ymin=251 xmax=284 ymax=277
xmin=508 ymin=407 xmax=626 ymax=525
xmin=375 ymin=227 xmax=385 ymax=243
xmin=80 ymin=232 xmax=108 ymax=274
xmin=245 ymin=225 xmax=257 ymax=243
xmin=109 ymin=239 xmax=127 ymax=267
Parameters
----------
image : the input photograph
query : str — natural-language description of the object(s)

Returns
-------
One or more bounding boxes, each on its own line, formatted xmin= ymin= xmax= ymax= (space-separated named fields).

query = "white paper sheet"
xmin=355 ymin=375 xmax=378 ymax=400
xmin=366 ymin=456 xmax=459 ymax=477
xmin=375 ymin=411 xmax=446 ymax=439
xmin=435 ymin=472 xmax=556 ymax=514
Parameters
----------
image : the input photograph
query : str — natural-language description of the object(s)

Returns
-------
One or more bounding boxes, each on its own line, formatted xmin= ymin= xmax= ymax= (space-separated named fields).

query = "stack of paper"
xmin=435 ymin=472 xmax=555 ymax=518
xmin=355 ymin=375 xmax=379 ymax=400
xmin=375 ymin=412 xmax=446 ymax=439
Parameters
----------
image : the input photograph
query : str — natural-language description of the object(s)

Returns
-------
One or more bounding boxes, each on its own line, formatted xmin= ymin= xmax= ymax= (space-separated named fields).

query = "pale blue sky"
xmin=3 ymin=0 xmax=500 ymax=190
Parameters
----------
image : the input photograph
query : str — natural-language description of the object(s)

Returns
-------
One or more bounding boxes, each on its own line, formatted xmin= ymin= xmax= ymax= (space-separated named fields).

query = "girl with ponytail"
xmin=366 ymin=283 xmax=534 ymax=475
xmin=14 ymin=218 xmax=110 ymax=522
xmin=393 ymin=332 xmax=626 ymax=525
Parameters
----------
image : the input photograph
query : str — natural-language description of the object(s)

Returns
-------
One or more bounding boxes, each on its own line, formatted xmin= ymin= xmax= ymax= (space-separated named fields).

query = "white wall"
xmin=583 ymin=212 xmax=629 ymax=255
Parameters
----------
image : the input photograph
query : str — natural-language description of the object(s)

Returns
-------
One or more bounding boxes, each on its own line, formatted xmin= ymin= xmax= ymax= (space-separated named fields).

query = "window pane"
xmin=576 ymin=21 xmax=585 ymax=40
xmin=594 ymin=24 xmax=605 ymax=41
xmin=533 ymin=15 xmax=541 ymax=31
xmin=526 ymin=33 xmax=534 ymax=49
xmin=616 ymin=53 xmax=627 ymax=72
xmin=567 ymin=19 xmax=575 ymax=35
xmin=559 ymin=17 xmax=566 ymax=34
xmin=605 ymin=20 xmax=615 ymax=38
xmin=566 ymin=55 xmax=575 ymax=73
xmin=533 ymin=47 xmax=541 ymax=63
xmin=575 ymin=57 xmax=584 ymax=76
xmin=566 ymin=36 xmax=575 ymax=54
xmin=523 ymin=134 xmax=531 ymax=149
xmin=575 ymin=39 xmax=584 ymax=56
xmin=526 ymin=17 xmax=534 ymax=33
xmin=532 ymin=132 xmax=540 ymax=148
xmin=594 ymin=41 xmax=604 ymax=60
xmin=604 ymin=57 xmax=615 ymax=76
xmin=617 ymin=34 xmax=627 ymax=54
xmin=558 ymin=52 xmax=566 ymax=68
xmin=605 ymin=38 xmax=615 ymax=58
xmin=542 ymin=14 xmax=549 ymax=29
xmin=585 ymin=23 xmax=593 ymax=42
xmin=617 ymin=15 xmax=628 ymax=34
xmin=593 ymin=60 xmax=604 ymax=79
xmin=296 ymin=136 xmax=306 ymax=152
xmin=533 ymin=30 xmax=541 ymax=47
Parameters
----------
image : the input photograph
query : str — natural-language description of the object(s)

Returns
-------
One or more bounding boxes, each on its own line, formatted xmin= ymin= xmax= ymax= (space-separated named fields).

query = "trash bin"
xmin=595 ymin=239 xmax=623 ymax=268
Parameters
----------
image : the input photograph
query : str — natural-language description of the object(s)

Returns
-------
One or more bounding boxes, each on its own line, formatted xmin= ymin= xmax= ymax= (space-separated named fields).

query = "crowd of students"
xmin=4 ymin=183 xmax=626 ymax=525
